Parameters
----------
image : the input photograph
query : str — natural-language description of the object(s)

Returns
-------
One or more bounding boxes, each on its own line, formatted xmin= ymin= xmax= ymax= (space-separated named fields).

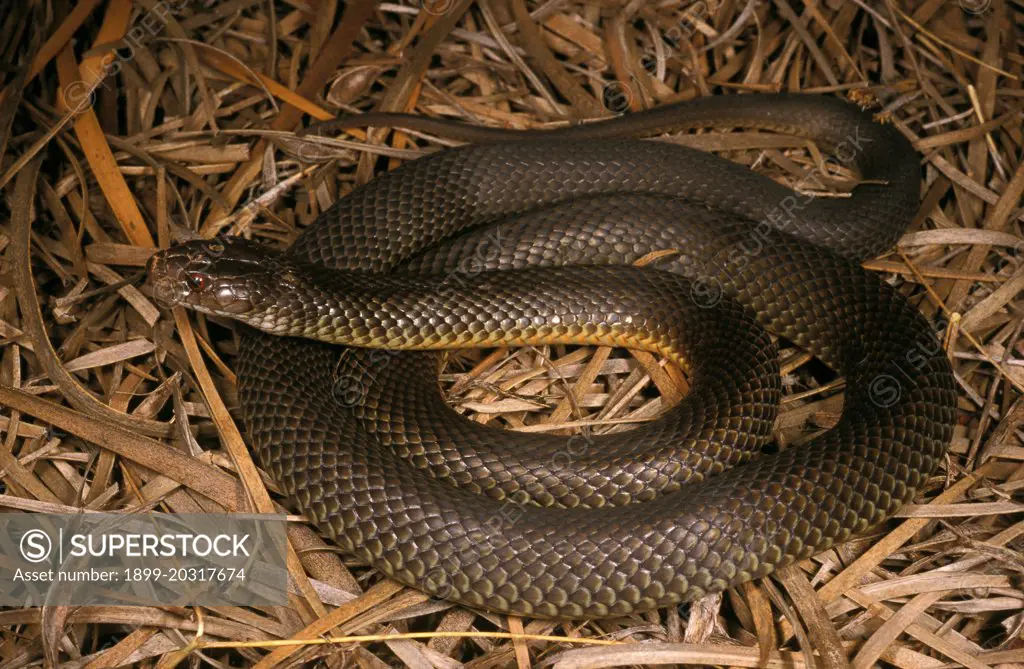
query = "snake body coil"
xmin=150 ymin=94 xmax=956 ymax=618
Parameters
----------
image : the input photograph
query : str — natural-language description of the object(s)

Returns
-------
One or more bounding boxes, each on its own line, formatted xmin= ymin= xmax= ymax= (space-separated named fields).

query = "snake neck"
xmin=232 ymin=261 xmax=777 ymax=386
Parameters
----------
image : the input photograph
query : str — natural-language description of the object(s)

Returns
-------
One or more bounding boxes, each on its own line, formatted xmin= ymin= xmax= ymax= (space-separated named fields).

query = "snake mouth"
xmin=146 ymin=251 xmax=196 ymax=308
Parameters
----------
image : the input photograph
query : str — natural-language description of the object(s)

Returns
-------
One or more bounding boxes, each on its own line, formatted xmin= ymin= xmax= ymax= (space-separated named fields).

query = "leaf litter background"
xmin=0 ymin=0 xmax=1022 ymax=667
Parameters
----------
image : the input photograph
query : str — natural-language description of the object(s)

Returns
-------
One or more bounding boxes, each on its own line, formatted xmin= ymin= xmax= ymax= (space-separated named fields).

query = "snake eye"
xmin=186 ymin=272 xmax=208 ymax=290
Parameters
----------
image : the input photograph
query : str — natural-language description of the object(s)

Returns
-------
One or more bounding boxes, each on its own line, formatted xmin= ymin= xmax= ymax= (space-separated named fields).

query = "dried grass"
xmin=1 ymin=0 xmax=1022 ymax=667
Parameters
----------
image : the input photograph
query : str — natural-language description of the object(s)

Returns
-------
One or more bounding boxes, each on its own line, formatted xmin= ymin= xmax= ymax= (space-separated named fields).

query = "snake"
xmin=147 ymin=93 xmax=956 ymax=619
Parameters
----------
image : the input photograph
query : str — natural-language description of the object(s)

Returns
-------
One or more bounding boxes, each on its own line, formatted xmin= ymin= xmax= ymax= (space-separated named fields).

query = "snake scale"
xmin=149 ymin=94 xmax=956 ymax=618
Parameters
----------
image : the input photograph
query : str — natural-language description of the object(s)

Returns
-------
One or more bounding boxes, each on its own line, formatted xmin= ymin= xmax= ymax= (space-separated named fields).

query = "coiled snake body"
xmin=150 ymin=94 xmax=956 ymax=618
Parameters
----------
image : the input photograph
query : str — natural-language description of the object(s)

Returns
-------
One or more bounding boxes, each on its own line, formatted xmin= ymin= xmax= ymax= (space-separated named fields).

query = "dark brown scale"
xmin=234 ymin=94 xmax=955 ymax=618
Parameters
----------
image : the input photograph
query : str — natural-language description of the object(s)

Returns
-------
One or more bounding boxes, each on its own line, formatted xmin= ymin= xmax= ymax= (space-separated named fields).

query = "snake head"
xmin=147 ymin=238 xmax=294 ymax=318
